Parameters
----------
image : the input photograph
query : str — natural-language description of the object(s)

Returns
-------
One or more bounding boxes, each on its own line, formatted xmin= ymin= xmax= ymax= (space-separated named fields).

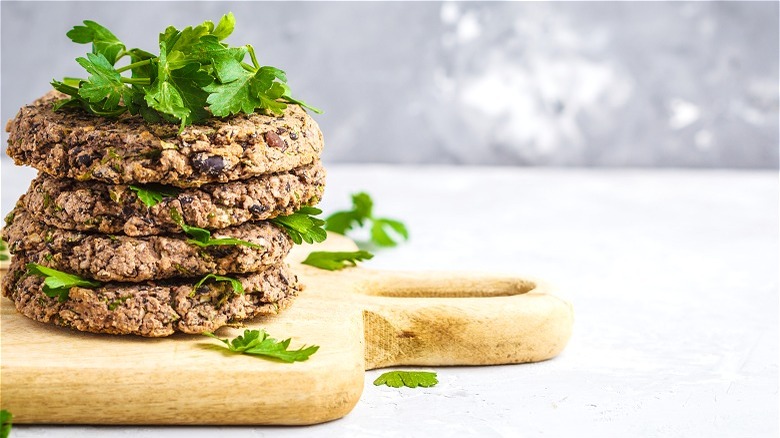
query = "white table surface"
xmin=1 ymin=162 xmax=778 ymax=437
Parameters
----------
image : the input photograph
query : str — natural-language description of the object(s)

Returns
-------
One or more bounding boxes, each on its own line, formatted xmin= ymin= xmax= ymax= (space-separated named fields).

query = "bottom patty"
xmin=2 ymin=258 xmax=300 ymax=337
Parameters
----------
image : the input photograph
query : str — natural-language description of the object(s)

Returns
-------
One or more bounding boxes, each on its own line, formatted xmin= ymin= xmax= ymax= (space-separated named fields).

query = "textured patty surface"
xmin=18 ymin=160 xmax=325 ymax=236
xmin=2 ymin=257 xmax=300 ymax=337
xmin=6 ymin=92 xmax=324 ymax=187
xmin=3 ymin=206 xmax=292 ymax=282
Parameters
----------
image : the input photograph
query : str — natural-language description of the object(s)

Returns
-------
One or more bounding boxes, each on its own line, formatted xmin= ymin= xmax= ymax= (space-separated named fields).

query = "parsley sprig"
xmin=204 ymin=329 xmax=319 ymax=363
xmin=373 ymin=371 xmax=438 ymax=388
xmin=129 ymin=184 xmax=180 ymax=208
xmin=326 ymin=192 xmax=409 ymax=247
xmin=192 ymin=273 xmax=244 ymax=296
xmin=53 ymin=13 xmax=321 ymax=130
xmin=301 ymin=250 xmax=373 ymax=271
xmin=270 ymin=207 xmax=328 ymax=244
xmin=26 ymin=263 xmax=102 ymax=302
xmin=169 ymin=208 xmax=262 ymax=249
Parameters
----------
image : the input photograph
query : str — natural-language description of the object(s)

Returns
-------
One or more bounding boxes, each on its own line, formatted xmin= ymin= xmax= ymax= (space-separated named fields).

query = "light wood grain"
xmin=0 ymin=233 xmax=573 ymax=425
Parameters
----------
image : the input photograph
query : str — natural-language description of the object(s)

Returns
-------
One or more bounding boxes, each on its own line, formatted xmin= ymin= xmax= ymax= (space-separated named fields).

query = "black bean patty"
xmin=3 ymin=206 xmax=293 ymax=283
xmin=2 ymin=257 xmax=300 ymax=337
xmin=16 ymin=160 xmax=325 ymax=236
xmin=6 ymin=91 xmax=324 ymax=187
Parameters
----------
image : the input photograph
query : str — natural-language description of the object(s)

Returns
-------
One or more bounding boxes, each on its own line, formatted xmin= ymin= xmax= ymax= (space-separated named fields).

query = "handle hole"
xmin=360 ymin=275 xmax=536 ymax=298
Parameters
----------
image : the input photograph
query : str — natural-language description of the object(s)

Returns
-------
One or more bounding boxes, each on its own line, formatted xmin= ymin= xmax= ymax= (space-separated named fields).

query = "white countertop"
xmin=1 ymin=163 xmax=778 ymax=437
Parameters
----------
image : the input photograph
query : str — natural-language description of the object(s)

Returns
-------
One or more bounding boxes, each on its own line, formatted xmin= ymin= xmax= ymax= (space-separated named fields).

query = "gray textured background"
xmin=1 ymin=1 xmax=778 ymax=168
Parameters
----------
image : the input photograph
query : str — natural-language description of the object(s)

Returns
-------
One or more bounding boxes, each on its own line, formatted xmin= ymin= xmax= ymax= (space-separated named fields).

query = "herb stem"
xmin=121 ymin=77 xmax=151 ymax=85
xmin=115 ymin=59 xmax=152 ymax=74
xmin=247 ymin=44 xmax=260 ymax=69
xmin=241 ymin=62 xmax=256 ymax=72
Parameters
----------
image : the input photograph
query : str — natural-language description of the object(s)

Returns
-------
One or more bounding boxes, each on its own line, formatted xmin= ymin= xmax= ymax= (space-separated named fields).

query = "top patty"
xmin=6 ymin=92 xmax=324 ymax=187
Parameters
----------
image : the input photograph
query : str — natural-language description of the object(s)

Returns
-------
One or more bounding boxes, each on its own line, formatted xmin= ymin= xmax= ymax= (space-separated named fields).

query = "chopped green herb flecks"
xmin=108 ymin=296 xmax=131 ymax=310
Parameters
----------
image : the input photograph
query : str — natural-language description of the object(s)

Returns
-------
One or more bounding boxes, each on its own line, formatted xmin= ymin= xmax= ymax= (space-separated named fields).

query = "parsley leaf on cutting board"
xmin=204 ymin=329 xmax=319 ymax=363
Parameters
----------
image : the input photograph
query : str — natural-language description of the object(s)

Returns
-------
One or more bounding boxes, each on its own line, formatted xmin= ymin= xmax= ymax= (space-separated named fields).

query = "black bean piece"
xmin=75 ymin=154 xmax=94 ymax=167
xmin=264 ymin=131 xmax=287 ymax=151
xmin=249 ymin=204 xmax=269 ymax=215
xmin=192 ymin=154 xmax=227 ymax=176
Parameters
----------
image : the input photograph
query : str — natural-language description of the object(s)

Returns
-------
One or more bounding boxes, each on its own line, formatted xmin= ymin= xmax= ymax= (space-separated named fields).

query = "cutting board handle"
xmin=350 ymin=271 xmax=574 ymax=369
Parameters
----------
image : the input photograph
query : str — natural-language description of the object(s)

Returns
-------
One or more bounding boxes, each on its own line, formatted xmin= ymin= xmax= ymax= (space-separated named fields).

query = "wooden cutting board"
xmin=0 ymin=233 xmax=573 ymax=425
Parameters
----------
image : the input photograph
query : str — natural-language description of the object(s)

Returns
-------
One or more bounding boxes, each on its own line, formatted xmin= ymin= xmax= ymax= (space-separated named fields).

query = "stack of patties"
xmin=1 ymin=92 xmax=325 ymax=337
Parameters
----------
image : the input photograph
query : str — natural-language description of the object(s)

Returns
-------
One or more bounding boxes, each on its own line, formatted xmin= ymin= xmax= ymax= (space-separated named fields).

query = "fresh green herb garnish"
xmin=26 ymin=263 xmax=102 ymax=302
xmin=0 ymin=409 xmax=12 ymax=438
xmin=0 ymin=239 xmax=9 ymax=262
xmin=192 ymin=274 xmax=244 ymax=296
xmin=301 ymin=250 xmax=373 ymax=271
xmin=373 ymin=371 xmax=438 ymax=388
xmin=326 ymin=192 xmax=409 ymax=247
xmin=169 ymin=209 xmax=262 ymax=248
xmin=107 ymin=296 xmax=131 ymax=311
xmin=204 ymin=329 xmax=319 ymax=363
xmin=270 ymin=206 xmax=327 ymax=245
xmin=186 ymin=235 xmax=263 ymax=249
xmin=129 ymin=184 xmax=180 ymax=208
xmin=53 ymin=13 xmax=320 ymax=130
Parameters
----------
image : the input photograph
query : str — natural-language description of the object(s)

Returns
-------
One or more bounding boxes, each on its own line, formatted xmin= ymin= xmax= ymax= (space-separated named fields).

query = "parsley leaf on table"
xmin=270 ymin=207 xmax=327 ymax=245
xmin=0 ymin=409 xmax=12 ymax=438
xmin=26 ymin=263 xmax=102 ymax=302
xmin=204 ymin=329 xmax=319 ymax=363
xmin=325 ymin=192 xmax=409 ymax=247
xmin=371 ymin=218 xmax=410 ymax=247
xmin=373 ymin=371 xmax=438 ymax=388
xmin=301 ymin=250 xmax=373 ymax=271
